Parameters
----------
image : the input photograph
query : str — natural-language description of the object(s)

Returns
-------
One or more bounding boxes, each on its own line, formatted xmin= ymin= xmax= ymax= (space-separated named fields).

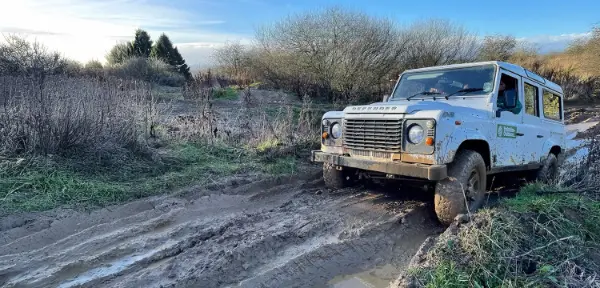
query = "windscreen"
xmin=391 ymin=64 xmax=496 ymax=100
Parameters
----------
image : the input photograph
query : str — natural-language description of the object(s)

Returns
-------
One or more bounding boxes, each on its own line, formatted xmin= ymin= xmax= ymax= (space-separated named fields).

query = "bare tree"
xmin=253 ymin=7 xmax=406 ymax=102
xmin=400 ymin=19 xmax=480 ymax=69
xmin=213 ymin=41 xmax=252 ymax=85
xmin=479 ymin=34 xmax=517 ymax=61
xmin=0 ymin=34 xmax=68 ymax=80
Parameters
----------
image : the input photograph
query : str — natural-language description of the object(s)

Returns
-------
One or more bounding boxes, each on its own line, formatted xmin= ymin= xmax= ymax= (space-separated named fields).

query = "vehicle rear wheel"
xmin=534 ymin=153 xmax=559 ymax=184
xmin=323 ymin=163 xmax=353 ymax=189
xmin=434 ymin=150 xmax=487 ymax=226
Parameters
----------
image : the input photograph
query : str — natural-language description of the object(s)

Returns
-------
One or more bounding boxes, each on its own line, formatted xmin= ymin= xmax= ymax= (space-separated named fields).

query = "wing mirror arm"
xmin=496 ymin=109 xmax=504 ymax=118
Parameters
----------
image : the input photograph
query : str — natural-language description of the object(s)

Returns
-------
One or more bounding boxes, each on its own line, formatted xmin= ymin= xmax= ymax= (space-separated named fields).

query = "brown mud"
xmin=0 ymin=171 xmax=442 ymax=288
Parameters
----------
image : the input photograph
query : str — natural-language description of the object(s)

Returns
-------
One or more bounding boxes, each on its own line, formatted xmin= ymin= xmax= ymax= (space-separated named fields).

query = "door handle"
xmin=537 ymin=135 xmax=544 ymax=138
xmin=516 ymin=132 xmax=524 ymax=136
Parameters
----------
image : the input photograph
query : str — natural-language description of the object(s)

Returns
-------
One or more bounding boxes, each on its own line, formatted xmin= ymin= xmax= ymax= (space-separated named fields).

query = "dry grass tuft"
xmin=0 ymin=75 xmax=158 ymax=157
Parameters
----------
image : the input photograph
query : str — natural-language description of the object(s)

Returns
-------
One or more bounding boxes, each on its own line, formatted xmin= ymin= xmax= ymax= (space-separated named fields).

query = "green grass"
xmin=411 ymin=184 xmax=600 ymax=288
xmin=0 ymin=142 xmax=300 ymax=214
xmin=213 ymin=87 xmax=239 ymax=100
xmin=416 ymin=261 xmax=470 ymax=288
xmin=256 ymin=138 xmax=282 ymax=152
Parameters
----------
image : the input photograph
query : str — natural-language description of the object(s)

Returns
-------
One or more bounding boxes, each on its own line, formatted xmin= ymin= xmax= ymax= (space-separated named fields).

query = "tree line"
xmin=213 ymin=7 xmax=600 ymax=103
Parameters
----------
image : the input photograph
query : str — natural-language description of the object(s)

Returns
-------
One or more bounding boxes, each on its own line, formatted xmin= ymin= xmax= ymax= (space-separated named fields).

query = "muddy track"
xmin=0 ymin=170 xmax=442 ymax=288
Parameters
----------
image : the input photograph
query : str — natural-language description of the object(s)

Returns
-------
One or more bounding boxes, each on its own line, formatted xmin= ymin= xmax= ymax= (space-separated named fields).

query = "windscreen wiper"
xmin=444 ymin=88 xmax=484 ymax=100
xmin=406 ymin=91 xmax=442 ymax=101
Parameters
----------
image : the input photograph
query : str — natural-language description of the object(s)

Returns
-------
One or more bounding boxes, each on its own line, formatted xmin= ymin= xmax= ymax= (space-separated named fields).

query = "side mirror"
xmin=382 ymin=94 xmax=389 ymax=102
xmin=503 ymin=90 xmax=517 ymax=108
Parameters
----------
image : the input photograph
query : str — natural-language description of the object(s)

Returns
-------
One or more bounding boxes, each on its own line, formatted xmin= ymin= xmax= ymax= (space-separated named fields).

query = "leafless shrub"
xmin=165 ymin=78 xmax=219 ymax=142
xmin=0 ymin=34 xmax=71 ymax=81
xmin=213 ymin=41 xmax=254 ymax=86
xmin=478 ymin=34 xmax=517 ymax=61
xmin=248 ymin=7 xmax=406 ymax=102
xmin=400 ymin=19 xmax=480 ymax=70
xmin=0 ymin=75 xmax=158 ymax=157
xmin=105 ymin=57 xmax=185 ymax=87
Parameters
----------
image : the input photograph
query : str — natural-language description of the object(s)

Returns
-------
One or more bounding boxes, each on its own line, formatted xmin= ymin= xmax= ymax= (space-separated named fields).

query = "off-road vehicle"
xmin=311 ymin=61 xmax=566 ymax=225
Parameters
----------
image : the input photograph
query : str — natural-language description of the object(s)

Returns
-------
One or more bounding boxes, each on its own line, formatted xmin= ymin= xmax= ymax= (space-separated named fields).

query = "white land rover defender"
xmin=311 ymin=61 xmax=566 ymax=225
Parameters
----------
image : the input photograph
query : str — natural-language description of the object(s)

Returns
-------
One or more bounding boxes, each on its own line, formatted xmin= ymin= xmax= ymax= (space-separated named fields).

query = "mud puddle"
xmin=328 ymin=264 xmax=398 ymax=288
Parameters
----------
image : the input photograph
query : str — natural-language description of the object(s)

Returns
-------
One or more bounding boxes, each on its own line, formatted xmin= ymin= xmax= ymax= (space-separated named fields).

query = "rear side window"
xmin=524 ymin=83 xmax=539 ymax=116
xmin=542 ymin=90 xmax=562 ymax=121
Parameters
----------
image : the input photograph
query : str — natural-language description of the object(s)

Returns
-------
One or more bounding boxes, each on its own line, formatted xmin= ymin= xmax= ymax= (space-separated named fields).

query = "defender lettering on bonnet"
xmin=311 ymin=61 xmax=566 ymax=226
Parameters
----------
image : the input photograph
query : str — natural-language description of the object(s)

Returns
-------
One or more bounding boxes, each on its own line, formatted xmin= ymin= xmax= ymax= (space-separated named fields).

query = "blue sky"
xmin=1 ymin=0 xmax=598 ymax=68
xmin=173 ymin=0 xmax=599 ymax=38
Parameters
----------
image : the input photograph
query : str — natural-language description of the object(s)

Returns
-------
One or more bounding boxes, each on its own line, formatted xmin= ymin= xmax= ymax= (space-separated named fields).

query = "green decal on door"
xmin=497 ymin=124 xmax=517 ymax=138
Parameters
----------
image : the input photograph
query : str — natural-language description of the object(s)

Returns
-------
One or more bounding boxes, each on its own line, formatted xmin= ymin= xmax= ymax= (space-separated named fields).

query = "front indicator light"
xmin=425 ymin=137 xmax=434 ymax=146
xmin=322 ymin=132 xmax=329 ymax=139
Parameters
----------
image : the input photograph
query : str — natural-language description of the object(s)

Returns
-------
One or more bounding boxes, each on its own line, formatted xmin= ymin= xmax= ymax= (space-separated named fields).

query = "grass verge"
xmin=213 ymin=87 xmax=239 ymax=100
xmin=409 ymin=183 xmax=600 ymax=288
xmin=0 ymin=142 xmax=302 ymax=214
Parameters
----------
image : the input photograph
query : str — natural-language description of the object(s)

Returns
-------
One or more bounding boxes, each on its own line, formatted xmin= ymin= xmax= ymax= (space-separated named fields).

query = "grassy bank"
xmin=0 ymin=142 xmax=302 ymax=214
xmin=409 ymin=184 xmax=600 ymax=288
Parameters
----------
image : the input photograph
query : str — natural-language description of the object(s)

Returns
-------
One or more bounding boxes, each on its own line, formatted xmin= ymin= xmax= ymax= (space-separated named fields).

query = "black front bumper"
xmin=311 ymin=151 xmax=447 ymax=181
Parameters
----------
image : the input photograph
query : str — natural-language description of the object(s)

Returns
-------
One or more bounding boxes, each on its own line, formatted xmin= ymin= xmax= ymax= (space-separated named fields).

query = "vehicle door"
xmin=492 ymin=69 xmax=529 ymax=167
xmin=520 ymin=79 xmax=546 ymax=163
xmin=540 ymin=88 xmax=566 ymax=158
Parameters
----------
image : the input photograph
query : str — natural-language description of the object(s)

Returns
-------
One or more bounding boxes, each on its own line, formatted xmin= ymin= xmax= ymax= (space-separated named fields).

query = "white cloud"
xmin=0 ymin=0 xmax=250 ymax=66
xmin=177 ymin=37 xmax=254 ymax=70
xmin=518 ymin=32 xmax=592 ymax=53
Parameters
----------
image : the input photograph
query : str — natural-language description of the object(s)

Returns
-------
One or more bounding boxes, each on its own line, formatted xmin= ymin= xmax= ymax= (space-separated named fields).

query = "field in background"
xmin=0 ymin=75 xmax=331 ymax=214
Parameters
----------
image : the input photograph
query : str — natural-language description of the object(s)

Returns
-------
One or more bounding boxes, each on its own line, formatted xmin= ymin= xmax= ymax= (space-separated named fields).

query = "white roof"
xmin=403 ymin=61 xmax=563 ymax=94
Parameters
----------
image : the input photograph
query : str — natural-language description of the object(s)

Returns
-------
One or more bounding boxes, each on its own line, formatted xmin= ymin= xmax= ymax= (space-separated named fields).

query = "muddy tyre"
xmin=323 ymin=163 xmax=352 ymax=189
xmin=434 ymin=150 xmax=487 ymax=226
xmin=534 ymin=153 xmax=559 ymax=184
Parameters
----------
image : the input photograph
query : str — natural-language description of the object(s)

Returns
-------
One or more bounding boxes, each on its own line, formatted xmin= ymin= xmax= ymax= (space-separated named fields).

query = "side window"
xmin=524 ymin=83 xmax=539 ymax=117
xmin=497 ymin=74 xmax=521 ymax=115
xmin=542 ymin=90 xmax=562 ymax=121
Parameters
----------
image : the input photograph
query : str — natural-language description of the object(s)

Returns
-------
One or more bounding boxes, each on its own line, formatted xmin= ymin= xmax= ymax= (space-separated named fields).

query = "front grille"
xmin=343 ymin=119 xmax=403 ymax=152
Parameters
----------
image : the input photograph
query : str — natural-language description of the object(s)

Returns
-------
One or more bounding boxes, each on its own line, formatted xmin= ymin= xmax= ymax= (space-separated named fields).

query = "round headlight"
xmin=331 ymin=123 xmax=342 ymax=139
xmin=408 ymin=124 xmax=424 ymax=144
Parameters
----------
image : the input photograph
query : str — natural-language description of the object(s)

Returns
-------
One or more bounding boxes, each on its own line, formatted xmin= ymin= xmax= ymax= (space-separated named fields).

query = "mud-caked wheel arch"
xmin=535 ymin=153 xmax=559 ymax=184
xmin=323 ymin=162 xmax=353 ymax=189
xmin=434 ymin=149 xmax=487 ymax=226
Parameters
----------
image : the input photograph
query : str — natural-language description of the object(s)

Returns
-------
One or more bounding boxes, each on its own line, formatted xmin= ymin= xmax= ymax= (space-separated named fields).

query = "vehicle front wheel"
xmin=323 ymin=163 xmax=353 ymax=189
xmin=434 ymin=150 xmax=487 ymax=226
